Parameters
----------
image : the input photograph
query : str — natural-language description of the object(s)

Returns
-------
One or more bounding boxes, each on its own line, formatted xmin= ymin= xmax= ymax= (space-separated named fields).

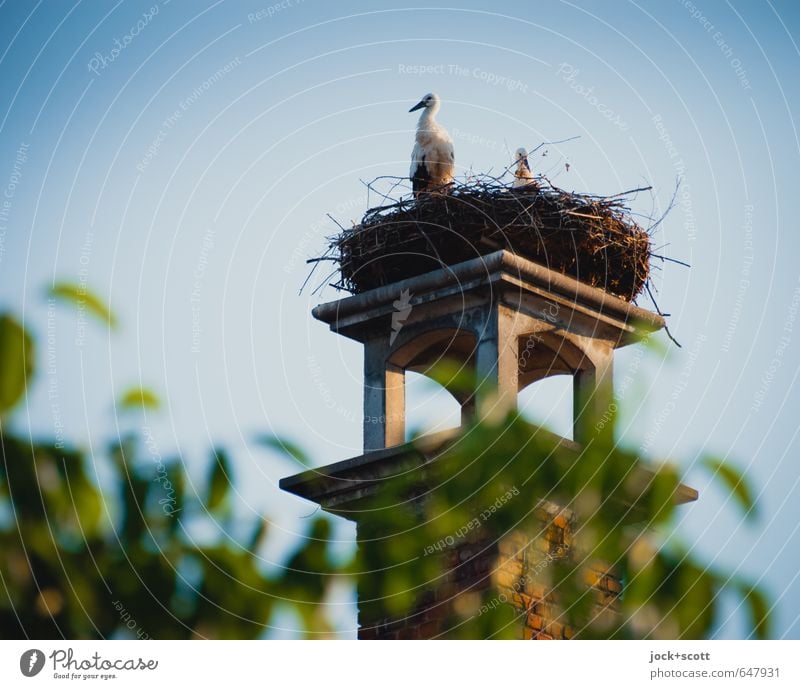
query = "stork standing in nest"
xmin=409 ymin=93 xmax=454 ymax=197
xmin=512 ymin=147 xmax=535 ymax=188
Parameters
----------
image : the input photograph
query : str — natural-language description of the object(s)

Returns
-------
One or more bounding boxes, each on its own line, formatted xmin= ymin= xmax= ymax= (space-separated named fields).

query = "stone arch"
xmin=387 ymin=326 xmax=478 ymax=406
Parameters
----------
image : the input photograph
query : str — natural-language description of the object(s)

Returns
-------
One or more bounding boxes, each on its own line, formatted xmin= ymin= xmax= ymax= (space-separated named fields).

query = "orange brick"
xmin=500 ymin=558 xmax=524 ymax=577
xmin=522 ymin=626 xmax=534 ymax=640
xmin=595 ymin=590 xmax=617 ymax=607
xmin=534 ymin=601 xmax=551 ymax=618
xmin=509 ymin=592 xmax=525 ymax=608
xmin=527 ymin=613 xmax=543 ymax=630
xmin=518 ymin=593 xmax=533 ymax=611
xmin=524 ymin=582 xmax=546 ymax=599
xmin=592 ymin=560 xmax=612 ymax=575
xmin=553 ymin=514 xmax=569 ymax=529
xmin=583 ymin=569 xmax=601 ymax=588
xmin=493 ymin=569 xmax=520 ymax=590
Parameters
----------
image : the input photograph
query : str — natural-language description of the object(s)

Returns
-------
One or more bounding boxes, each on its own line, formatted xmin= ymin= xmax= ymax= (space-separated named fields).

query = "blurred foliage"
xmin=119 ymin=386 xmax=161 ymax=411
xmin=0 ymin=313 xmax=34 ymax=416
xmin=353 ymin=363 xmax=771 ymax=640
xmin=700 ymin=454 xmax=758 ymax=522
xmin=0 ymin=299 xmax=346 ymax=640
xmin=48 ymin=281 xmax=117 ymax=329
xmin=253 ymin=435 xmax=313 ymax=468
xmin=0 ymin=288 xmax=770 ymax=640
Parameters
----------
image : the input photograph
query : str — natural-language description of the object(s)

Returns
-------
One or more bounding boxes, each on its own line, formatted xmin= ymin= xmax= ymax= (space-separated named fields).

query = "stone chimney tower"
xmin=280 ymin=250 xmax=696 ymax=639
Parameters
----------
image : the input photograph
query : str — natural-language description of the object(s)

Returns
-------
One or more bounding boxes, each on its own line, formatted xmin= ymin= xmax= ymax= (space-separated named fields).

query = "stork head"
xmin=515 ymin=147 xmax=528 ymax=162
xmin=409 ymin=93 xmax=440 ymax=113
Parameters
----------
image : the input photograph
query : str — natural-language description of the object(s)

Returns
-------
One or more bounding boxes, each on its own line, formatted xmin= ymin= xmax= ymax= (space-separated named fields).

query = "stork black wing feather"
xmin=411 ymin=155 xmax=431 ymax=194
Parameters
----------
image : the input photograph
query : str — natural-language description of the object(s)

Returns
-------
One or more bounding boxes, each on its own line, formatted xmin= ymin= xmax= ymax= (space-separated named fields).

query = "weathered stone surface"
xmin=281 ymin=252 xmax=694 ymax=639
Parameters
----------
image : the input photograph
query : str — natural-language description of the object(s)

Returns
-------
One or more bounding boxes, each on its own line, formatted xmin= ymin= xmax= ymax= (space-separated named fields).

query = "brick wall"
xmin=358 ymin=502 xmax=621 ymax=640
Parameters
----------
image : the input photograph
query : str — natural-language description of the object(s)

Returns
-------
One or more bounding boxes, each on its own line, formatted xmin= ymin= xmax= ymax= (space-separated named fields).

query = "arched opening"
xmin=404 ymin=371 xmax=462 ymax=440
xmin=515 ymin=332 xmax=580 ymax=440
xmin=384 ymin=325 xmax=592 ymax=442
xmin=388 ymin=326 xmax=478 ymax=441
xmin=517 ymin=373 xmax=574 ymax=440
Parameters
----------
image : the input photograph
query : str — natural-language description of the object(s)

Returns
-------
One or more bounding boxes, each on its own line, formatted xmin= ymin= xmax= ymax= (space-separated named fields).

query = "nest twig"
xmin=325 ymin=174 xmax=654 ymax=302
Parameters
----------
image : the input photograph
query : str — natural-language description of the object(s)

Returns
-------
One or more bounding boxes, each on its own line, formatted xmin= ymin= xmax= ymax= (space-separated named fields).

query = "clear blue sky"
xmin=1 ymin=0 xmax=799 ymax=639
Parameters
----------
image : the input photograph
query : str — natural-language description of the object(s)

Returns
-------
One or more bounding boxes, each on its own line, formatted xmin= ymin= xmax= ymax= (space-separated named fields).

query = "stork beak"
xmin=409 ymin=100 xmax=426 ymax=112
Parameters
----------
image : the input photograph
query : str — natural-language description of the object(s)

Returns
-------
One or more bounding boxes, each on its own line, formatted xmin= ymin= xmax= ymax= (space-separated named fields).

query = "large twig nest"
xmin=329 ymin=178 xmax=652 ymax=302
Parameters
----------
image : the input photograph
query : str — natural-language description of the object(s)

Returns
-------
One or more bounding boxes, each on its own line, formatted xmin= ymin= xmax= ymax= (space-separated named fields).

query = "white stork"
xmin=409 ymin=93 xmax=454 ymax=196
xmin=512 ymin=147 xmax=535 ymax=188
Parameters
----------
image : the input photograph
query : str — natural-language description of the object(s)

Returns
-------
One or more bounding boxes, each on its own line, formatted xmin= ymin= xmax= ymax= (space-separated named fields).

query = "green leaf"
xmin=49 ymin=281 xmax=117 ymax=328
xmin=247 ymin=517 xmax=270 ymax=551
xmin=639 ymin=327 xmax=671 ymax=359
xmin=739 ymin=582 xmax=770 ymax=640
xmin=206 ymin=449 xmax=232 ymax=511
xmin=700 ymin=455 xmax=757 ymax=520
xmin=119 ymin=386 xmax=160 ymax=411
xmin=254 ymin=435 xmax=312 ymax=467
xmin=0 ymin=313 xmax=34 ymax=414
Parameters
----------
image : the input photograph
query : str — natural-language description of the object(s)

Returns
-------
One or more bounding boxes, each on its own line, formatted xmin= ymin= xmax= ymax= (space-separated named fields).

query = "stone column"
xmin=473 ymin=303 xmax=520 ymax=419
xmin=363 ymin=339 xmax=406 ymax=451
xmin=572 ymin=344 xmax=614 ymax=445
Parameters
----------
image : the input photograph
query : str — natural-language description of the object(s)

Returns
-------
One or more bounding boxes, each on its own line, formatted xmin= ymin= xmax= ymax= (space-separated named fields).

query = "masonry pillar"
xmin=363 ymin=339 xmax=406 ymax=451
xmin=282 ymin=250 xmax=690 ymax=640
xmin=473 ymin=303 xmax=520 ymax=419
xmin=573 ymin=343 xmax=615 ymax=445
